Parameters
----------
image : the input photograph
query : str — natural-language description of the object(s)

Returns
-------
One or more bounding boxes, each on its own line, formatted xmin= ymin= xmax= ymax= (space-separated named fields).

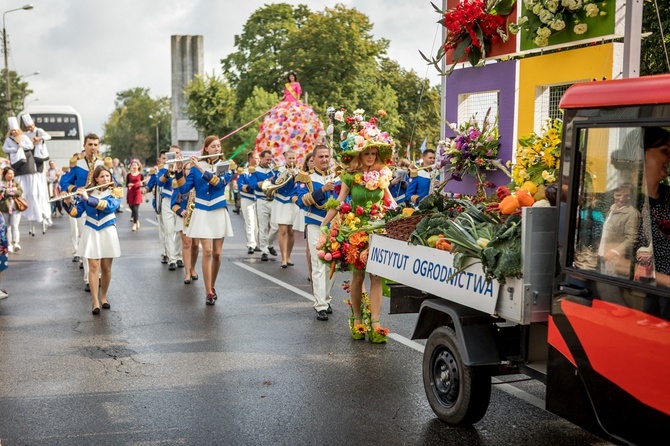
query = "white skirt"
xmin=185 ymin=206 xmax=234 ymax=239
xmin=17 ymin=173 xmax=50 ymax=222
xmin=77 ymin=225 xmax=121 ymax=259
xmin=292 ymin=208 xmax=305 ymax=232
xmin=271 ymin=200 xmax=298 ymax=225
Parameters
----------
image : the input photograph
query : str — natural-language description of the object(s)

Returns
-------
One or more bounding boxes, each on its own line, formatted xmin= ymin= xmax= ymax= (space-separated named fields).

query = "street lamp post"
xmin=3 ymin=4 xmax=34 ymax=116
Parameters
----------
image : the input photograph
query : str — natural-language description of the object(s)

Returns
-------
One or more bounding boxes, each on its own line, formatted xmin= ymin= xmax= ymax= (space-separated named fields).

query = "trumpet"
xmin=49 ymin=182 xmax=115 ymax=202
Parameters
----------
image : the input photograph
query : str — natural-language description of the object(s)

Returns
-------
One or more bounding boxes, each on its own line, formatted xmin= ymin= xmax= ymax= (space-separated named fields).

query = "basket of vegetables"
xmin=384 ymin=213 xmax=433 ymax=242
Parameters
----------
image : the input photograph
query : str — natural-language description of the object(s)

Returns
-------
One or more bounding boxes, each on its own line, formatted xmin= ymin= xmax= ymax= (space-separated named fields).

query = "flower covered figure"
xmin=319 ymin=107 xmax=397 ymax=343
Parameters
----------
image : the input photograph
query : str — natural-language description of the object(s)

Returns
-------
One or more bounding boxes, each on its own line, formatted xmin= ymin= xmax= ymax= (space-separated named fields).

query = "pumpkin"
xmin=402 ymin=207 xmax=415 ymax=216
xmin=499 ymin=195 xmax=520 ymax=215
xmin=515 ymin=188 xmax=535 ymax=207
xmin=521 ymin=181 xmax=538 ymax=196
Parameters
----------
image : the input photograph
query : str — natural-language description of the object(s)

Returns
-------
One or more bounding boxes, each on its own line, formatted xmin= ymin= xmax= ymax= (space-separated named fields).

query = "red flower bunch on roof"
xmin=423 ymin=0 xmax=515 ymax=75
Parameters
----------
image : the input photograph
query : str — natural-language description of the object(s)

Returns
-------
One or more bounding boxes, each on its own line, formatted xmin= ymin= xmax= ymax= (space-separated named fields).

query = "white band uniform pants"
xmin=256 ymin=198 xmax=277 ymax=254
xmin=240 ymin=197 xmax=258 ymax=249
xmin=306 ymin=224 xmax=334 ymax=312
xmin=161 ymin=199 xmax=182 ymax=263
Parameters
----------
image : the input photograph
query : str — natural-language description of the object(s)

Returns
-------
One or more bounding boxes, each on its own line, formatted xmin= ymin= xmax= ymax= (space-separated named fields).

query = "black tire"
xmin=423 ymin=326 xmax=491 ymax=426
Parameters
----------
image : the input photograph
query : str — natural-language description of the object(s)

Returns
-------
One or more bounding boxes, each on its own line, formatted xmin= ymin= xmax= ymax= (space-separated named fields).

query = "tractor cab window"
xmin=572 ymin=126 xmax=670 ymax=319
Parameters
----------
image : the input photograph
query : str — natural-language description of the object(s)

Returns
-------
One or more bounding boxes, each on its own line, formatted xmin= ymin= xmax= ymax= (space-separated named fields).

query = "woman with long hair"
xmin=126 ymin=159 xmax=144 ymax=231
xmin=174 ymin=136 xmax=234 ymax=305
xmin=322 ymin=114 xmax=396 ymax=343
xmin=0 ymin=167 xmax=24 ymax=253
xmin=63 ymin=165 xmax=122 ymax=315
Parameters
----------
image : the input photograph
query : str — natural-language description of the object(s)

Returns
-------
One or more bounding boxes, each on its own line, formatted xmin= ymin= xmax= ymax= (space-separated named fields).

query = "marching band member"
xmin=271 ymin=149 xmax=299 ymax=268
xmin=236 ymin=151 xmax=259 ymax=254
xmin=294 ymin=145 xmax=340 ymax=321
xmin=22 ymin=114 xmax=53 ymax=230
xmin=171 ymin=170 xmax=200 ymax=285
xmin=63 ymin=165 xmax=122 ymax=315
xmin=406 ymin=148 xmax=439 ymax=207
xmin=157 ymin=145 xmax=184 ymax=270
xmin=144 ymin=150 xmax=168 ymax=265
xmin=250 ymin=150 xmax=279 ymax=261
xmin=59 ymin=133 xmax=106 ymax=291
xmin=294 ymin=152 xmax=314 ymax=281
xmin=389 ymin=157 xmax=411 ymax=205
xmin=173 ymin=136 xmax=234 ymax=306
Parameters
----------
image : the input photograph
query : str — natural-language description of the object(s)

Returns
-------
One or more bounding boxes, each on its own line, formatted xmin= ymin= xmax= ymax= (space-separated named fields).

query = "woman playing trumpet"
xmin=173 ymin=136 xmax=234 ymax=306
xmin=63 ymin=166 xmax=122 ymax=315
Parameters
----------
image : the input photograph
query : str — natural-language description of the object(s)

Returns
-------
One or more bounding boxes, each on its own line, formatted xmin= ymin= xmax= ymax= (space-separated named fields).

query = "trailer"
xmin=367 ymin=74 xmax=670 ymax=445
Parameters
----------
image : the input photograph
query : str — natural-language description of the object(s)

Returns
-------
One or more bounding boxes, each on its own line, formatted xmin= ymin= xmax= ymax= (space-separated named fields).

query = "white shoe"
xmin=8 ymin=245 xmax=14 ymax=253
xmin=13 ymin=243 xmax=20 ymax=252
xmin=0 ymin=289 xmax=8 ymax=299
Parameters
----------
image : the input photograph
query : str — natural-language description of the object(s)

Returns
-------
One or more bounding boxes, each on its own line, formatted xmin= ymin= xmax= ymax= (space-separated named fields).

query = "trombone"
xmin=49 ymin=182 xmax=115 ymax=202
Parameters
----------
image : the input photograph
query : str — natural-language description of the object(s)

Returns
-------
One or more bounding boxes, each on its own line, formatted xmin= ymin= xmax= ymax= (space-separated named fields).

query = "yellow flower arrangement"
xmin=512 ymin=118 xmax=562 ymax=188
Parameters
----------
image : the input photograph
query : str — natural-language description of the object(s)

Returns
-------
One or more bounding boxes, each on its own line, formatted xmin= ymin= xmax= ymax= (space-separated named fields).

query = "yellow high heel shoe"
xmin=350 ymin=315 xmax=366 ymax=340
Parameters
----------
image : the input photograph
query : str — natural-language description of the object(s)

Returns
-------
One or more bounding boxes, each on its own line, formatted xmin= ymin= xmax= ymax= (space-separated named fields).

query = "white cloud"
xmin=6 ymin=0 xmax=443 ymax=137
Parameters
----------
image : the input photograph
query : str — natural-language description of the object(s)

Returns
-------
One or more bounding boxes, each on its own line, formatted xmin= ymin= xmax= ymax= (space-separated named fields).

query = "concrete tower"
xmin=171 ymin=35 xmax=204 ymax=152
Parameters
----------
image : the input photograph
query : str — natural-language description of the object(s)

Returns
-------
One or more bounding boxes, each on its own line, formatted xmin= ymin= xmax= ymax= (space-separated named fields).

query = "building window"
xmin=534 ymin=82 xmax=583 ymax=131
xmin=457 ymin=91 xmax=499 ymax=127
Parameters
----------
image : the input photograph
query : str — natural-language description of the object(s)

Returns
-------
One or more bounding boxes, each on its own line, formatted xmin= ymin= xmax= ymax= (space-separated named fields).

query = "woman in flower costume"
xmin=255 ymin=72 xmax=326 ymax=166
xmin=321 ymin=113 xmax=396 ymax=343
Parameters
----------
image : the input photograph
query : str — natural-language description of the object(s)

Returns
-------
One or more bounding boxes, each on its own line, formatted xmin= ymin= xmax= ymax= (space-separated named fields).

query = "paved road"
xmin=0 ymin=203 xmax=613 ymax=445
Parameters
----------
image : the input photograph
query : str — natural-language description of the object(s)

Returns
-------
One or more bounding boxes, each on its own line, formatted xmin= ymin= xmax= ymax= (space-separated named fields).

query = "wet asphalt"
xmin=0 ymin=202 xmax=613 ymax=445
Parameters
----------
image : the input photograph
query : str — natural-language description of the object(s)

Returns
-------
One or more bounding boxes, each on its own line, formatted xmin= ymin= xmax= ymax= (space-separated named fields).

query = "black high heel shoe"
xmin=92 ymin=307 xmax=100 ymax=315
xmin=184 ymin=278 xmax=191 ymax=284
xmin=101 ymin=302 xmax=111 ymax=309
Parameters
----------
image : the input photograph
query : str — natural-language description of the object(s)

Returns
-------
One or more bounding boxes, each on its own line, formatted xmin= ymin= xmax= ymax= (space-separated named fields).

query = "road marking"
xmin=233 ymin=261 xmax=315 ymax=302
xmin=233 ymin=261 xmax=546 ymax=409
xmin=144 ymin=218 xmax=158 ymax=226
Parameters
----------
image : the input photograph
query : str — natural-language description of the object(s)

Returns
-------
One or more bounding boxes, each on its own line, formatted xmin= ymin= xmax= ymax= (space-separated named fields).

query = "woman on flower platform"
xmin=322 ymin=115 xmax=396 ymax=343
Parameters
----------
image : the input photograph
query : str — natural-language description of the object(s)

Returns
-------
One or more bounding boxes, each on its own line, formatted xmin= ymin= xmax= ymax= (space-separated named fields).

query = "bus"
xmin=18 ymin=105 xmax=84 ymax=170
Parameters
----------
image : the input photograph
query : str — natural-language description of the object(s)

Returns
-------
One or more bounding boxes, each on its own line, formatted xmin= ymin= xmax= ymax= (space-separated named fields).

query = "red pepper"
xmin=331 ymin=251 xmax=342 ymax=259
xmin=496 ymin=186 xmax=511 ymax=200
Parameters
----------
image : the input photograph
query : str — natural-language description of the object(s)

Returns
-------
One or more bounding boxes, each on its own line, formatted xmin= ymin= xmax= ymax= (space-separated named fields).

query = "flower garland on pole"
xmin=422 ymin=0 xmax=517 ymax=75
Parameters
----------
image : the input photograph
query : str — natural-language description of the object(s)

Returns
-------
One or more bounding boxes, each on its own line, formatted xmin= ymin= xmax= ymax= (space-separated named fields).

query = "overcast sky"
xmin=4 ymin=0 xmax=444 ymax=137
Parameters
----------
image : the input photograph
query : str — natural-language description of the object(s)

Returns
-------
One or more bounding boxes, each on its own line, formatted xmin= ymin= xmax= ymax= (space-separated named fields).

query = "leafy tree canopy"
xmin=641 ymin=0 xmax=670 ymax=75
xmin=102 ymin=87 xmax=171 ymax=166
xmin=0 ymin=70 xmax=33 ymax=138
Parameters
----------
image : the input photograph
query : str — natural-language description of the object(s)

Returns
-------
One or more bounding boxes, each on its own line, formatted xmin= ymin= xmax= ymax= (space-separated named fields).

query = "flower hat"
xmin=333 ymin=108 xmax=395 ymax=164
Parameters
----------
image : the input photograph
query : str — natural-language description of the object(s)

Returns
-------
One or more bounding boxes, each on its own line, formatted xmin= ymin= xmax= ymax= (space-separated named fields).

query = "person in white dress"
xmin=63 ymin=166 xmax=122 ymax=315
xmin=22 ymin=114 xmax=53 ymax=232
xmin=173 ymin=136 xmax=234 ymax=305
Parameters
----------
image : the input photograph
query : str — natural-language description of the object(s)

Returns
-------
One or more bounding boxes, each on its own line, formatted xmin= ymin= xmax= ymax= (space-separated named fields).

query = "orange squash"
xmin=515 ymin=188 xmax=535 ymax=207
xmin=499 ymin=195 xmax=520 ymax=215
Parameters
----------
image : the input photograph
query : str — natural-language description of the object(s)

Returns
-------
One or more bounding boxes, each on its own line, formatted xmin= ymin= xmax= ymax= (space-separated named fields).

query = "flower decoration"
xmin=510 ymin=0 xmax=608 ymax=47
xmin=332 ymin=108 xmax=395 ymax=164
xmin=436 ymin=109 xmax=501 ymax=197
xmin=512 ymin=118 xmax=562 ymax=188
xmin=343 ymin=282 xmax=373 ymax=333
xmin=318 ymin=197 xmax=391 ymax=274
xmin=423 ymin=0 xmax=516 ymax=75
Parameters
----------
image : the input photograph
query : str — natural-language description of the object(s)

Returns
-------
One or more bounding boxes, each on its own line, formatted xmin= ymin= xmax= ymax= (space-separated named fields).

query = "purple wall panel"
xmin=443 ymin=61 xmax=517 ymax=196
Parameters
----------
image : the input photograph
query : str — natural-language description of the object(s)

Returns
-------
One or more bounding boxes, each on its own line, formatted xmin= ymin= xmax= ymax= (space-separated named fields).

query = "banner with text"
xmin=367 ymin=235 xmax=500 ymax=314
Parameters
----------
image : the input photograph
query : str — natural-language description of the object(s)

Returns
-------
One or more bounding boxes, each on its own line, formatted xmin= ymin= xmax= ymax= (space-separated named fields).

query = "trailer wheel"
xmin=423 ymin=326 xmax=491 ymax=426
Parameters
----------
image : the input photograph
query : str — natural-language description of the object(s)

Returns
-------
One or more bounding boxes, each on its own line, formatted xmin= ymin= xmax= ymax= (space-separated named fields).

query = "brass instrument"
xmin=49 ymin=182 xmax=115 ymax=202
xmin=164 ymin=153 xmax=227 ymax=166
xmin=183 ymin=189 xmax=196 ymax=228
xmin=262 ymin=165 xmax=299 ymax=199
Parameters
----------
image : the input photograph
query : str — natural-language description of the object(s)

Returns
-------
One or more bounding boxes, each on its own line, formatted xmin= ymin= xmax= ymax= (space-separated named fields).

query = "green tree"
xmin=234 ymin=86 xmax=280 ymax=161
xmin=641 ymin=0 xmax=670 ymax=75
xmin=222 ymin=3 xmax=311 ymax=106
xmin=0 ymin=69 xmax=32 ymax=136
xmin=102 ymin=88 xmax=171 ymax=165
xmin=182 ymin=74 xmax=238 ymax=154
xmin=277 ymin=4 xmax=389 ymax=113
xmin=377 ymin=59 xmax=442 ymax=158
